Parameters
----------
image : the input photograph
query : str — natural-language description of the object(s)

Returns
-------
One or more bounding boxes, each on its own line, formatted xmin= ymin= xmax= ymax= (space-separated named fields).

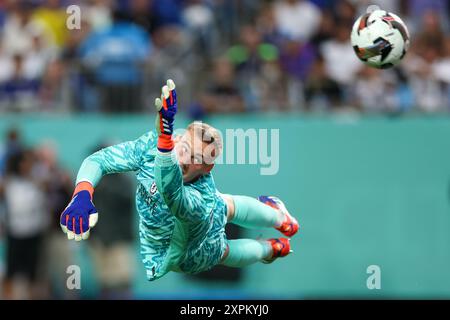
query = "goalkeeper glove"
xmin=60 ymin=181 xmax=98 ymax=241
xmin=155 ymin=79 xmax=177 ymax=152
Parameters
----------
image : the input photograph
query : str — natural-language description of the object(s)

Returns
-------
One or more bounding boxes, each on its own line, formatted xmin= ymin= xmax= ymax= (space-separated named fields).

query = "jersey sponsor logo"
xmin=150 ymin=181 xmax=157 ymax=195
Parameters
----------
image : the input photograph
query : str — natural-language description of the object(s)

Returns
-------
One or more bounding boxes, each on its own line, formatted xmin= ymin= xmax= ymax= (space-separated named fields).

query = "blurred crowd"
xmin=0 ymin=0 xmax=449 ymax=116
xmin=0 ymin=129 xmax=135 ymax=299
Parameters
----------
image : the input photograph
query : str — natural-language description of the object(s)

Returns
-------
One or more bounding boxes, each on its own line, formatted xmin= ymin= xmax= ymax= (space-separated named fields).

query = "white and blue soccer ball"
xmin=351 ymin=8 xmax=410 ymax=69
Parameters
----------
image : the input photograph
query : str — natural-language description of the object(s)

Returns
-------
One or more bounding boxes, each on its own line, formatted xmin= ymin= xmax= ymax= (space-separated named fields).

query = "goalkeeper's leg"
xmin=221 ymin=194 xmax=299 ymax=237
xmin=220 ymin=238 xmax=292 ymax=267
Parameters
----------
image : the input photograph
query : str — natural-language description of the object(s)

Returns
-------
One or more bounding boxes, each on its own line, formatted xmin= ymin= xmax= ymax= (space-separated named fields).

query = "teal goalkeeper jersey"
xmin=76 ymin=131 xmax=228 ymax=281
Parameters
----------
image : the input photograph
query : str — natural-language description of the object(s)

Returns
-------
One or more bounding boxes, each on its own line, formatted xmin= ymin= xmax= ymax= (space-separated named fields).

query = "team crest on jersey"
xmin=150 ymin=181 xmax=157 ymax=195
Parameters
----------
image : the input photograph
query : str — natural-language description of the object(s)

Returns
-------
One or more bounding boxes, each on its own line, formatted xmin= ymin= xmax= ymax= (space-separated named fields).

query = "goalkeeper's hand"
xmin=155 ymin=79 xmax=177 ymax=153
xmin=60 ymin=181 xmax=98 ymax=241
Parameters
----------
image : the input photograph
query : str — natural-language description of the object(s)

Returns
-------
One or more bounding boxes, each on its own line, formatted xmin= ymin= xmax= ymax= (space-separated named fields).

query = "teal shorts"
xmin=165 ymin=199 xmax=228 ymax=275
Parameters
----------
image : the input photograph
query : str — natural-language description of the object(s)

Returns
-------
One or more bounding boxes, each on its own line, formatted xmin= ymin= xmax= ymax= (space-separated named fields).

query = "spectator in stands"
xmin=146 ymin=12 xmax=197 ymax=110
xmin=151 ymin=0 xmax=183 ymax=30
xmin=227 ymin=24 xmax=279 ymax=111
xmin=38 ymin=59 xmax=70 ymax=111
xmin=79 ymin=9 xmax=151 ymax=112
xmin=2 ymin=149 xmax=50 ymax=299
xmin=0 ymin=129 xmax=23 ymax=177
xmin=0 ymin=0 xmax=447 ymax=115
xmin=403 ymin=43 xmax=448 ymax=112
xmin=273 ymin=0 xmax=321 ymax=42
xmin=304 ymin=56 xmax=342 ymax=111
xmin=433 ymin=36 xmax=450 ymax=87
xmin=319 ymin=22 xmax=362 ymax=105
xmin=0 ymin=54 xmax=40 ymax=112
xmin=1 ymin=1 xmax=51 ymax=56
xmin=121 ymin=0 xmax=157 ymax=35
xmin=352 ymin=66 xmax=399 ymax=113
xmin=0 ymin=1 xmax=7 ymax=29
xmin=118 ymin=0 xmax=183 ymax=42
xmin=401 ymin=9 xmax=449 ymax=112
xmin=83 ymin=0 xmax=113 ymax=32
xmin=310 ymin=10 xmax=335 ymax=48
xmin=279 ymin=37 xmax=317 ymax=110
xmin=182 ymin=0 xmax=218 ymax=61
xmin=408 ymin=0 xmax=449 ymax=33
xmin=332 ymin=0 xmax=357 ymax=27
xmin=257 ymin=58 xmax=290 ymax=111
xmin=195 ymin=57 xmax=244 ymax=116
xmin=0 ymin=1 xmax=57 ymax=112
xmin=255 ymin=3 xmax=284 ymax=47
xmin=32 ymin=0 xmax=68 ymax=49
xmin=414 ymin=10 xmax=446 ymax=55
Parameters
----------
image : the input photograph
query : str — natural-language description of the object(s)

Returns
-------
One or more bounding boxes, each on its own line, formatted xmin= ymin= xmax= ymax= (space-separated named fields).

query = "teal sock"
xmin=222 ymin=239 xmax=272 ymax=268
xmin=231 ymin=195 xmax=284 ymax=229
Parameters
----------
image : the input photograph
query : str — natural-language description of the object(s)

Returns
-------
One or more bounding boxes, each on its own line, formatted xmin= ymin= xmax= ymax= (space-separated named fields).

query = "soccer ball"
xmin=351 ymin=9 xmax=410 ymax=69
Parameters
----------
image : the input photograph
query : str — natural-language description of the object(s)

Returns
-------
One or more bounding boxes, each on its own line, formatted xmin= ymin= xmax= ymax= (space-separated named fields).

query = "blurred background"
xmin=0 ymin=0 xmax=450 ymax=299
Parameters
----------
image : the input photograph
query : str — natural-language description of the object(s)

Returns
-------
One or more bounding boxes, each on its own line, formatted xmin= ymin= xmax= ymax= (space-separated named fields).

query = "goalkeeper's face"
xmin=174 ymin=130 xmax=218 ymax=183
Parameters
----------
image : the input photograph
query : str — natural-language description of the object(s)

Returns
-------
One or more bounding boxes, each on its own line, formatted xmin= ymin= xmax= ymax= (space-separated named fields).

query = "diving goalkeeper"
xmin=60 ymin=80 xmax=299 ymax=281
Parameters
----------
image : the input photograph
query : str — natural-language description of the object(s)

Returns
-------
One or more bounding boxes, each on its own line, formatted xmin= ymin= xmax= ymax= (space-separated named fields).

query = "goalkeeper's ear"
xmin=173 ymin=135 xmax=182 ymax=143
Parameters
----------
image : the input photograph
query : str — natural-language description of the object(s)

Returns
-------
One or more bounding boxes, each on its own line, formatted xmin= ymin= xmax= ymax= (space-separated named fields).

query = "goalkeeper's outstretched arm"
xmin=76 ymin=136 xmax=149 ymax=187
xmin=60 ymin=131 xmax=156 ymax=241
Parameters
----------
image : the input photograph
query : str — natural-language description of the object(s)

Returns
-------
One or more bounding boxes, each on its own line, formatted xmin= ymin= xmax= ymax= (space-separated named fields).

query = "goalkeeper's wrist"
xmin=73 ymin=181 xmax=94 ymax=199
xmin=157 ymin=133 xmax=174 ymax=152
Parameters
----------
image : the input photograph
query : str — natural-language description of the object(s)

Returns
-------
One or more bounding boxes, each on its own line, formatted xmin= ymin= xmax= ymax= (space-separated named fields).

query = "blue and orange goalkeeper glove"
xmin=155 ymin=79 xmax=177 ymax=153
xmin=60 ymin=181 xmax=98 ymax=241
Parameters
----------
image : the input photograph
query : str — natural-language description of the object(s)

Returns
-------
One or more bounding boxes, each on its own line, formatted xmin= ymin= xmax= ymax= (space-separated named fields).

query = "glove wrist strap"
xmin=73 ymin=181 xmax=94 ymax=199
xmin=157 ymin=133 xmax=174 ymax=152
